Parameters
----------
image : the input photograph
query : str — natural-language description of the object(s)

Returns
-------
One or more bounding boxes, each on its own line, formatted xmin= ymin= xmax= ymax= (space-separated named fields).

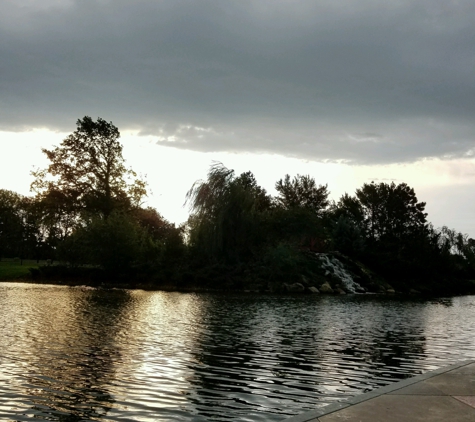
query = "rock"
xmin=409 ymin=288 xmax=421 ymax=295
xmin=319 ymin=282 xmax=334 ymax=294
xmin=285 ymin=282 xmax=305 ymax=293
xmin=308 ymin=286 xmax=320 ymax=294
xmin=386 ymin=289 xmax=396 ymax=294
xmin=336 ymin=288 xmax=346 ymax=295
xmin=355 ymin=286 xmax=366 ymax=293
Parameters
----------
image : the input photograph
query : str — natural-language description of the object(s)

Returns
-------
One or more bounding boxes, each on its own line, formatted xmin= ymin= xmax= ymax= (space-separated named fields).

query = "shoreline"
xmin=2 ymin=277 xmax=470 ymax=298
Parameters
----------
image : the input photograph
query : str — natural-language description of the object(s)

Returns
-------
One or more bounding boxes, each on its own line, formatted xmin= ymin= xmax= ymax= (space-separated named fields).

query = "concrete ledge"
xmin=282 ymin=360 xmax=475 ymax=422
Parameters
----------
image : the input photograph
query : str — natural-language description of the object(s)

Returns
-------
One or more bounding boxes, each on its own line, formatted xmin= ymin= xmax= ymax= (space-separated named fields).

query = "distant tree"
xmin=58 ymin=211 xmax=152 ymax=274
xmin=185 ymin=163 xmax=270 ymax=262
xmin=339 ymin=181 xmax=428 ymax=244
xmin=435 ymin=226 xmax=475 ymax=275
xmin=273 ymin=174 xmax=330 ymax=251
xmin=333 ymin=182 xmax=429 ymax=280
xmin=0 ymin=190 xmax=24 ymax=258
xmin=332 ymin=193 xmax=365 ymax=227
xmin=133 ymin=206 xmax=185 ymax=265
xmin=275 ymin=174 xmax=329 ymax=215
xmin=31 ymin=116 xmax=147 ymax=220
xmin=235 ymin=171 xmax=273 ymax=211
xmin=0 ymin=190 xmax=43 ymax=260
xmin=331 ymin=215 xmax=365 ymax=256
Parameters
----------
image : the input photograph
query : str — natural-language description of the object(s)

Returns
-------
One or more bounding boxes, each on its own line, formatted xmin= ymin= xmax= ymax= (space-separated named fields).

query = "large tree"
xmin=273 ymin=174 xmax=330 ymax=250
xmin=275 ymin=174 xmax=329 ymax=215
xmin=185 ymin=163 xmax=271 ymax=263
xmin=333 ymin=181 xmax=430 ymax=280
xmin=355 ymin=181 xmax=427 ymax=243
xmin=31 ymin=116 xmax=147 ymax=220
xmin=334 ymin=182 xmax=427 ymax=244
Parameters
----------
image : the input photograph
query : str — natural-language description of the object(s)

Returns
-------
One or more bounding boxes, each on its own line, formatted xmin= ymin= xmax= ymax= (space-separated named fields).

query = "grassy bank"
xmin=0 ymin=259 xmax=43 ymax=281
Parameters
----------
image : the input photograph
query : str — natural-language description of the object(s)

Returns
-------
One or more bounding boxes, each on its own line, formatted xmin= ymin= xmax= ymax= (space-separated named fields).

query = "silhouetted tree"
xmin=273 ymin=174 xmax=330 ymax=250
xmin=58 ymin=211 xmax=154 ymax=275
xmin=133 ymin=206 xmax=185 ymax=266
xmin=31 ymin=116 xmax=147 ymax=220
xmin=186 ymin=163 xmax=271 ymax=263
xmin=275 ymin=174 xmax=329 ymax=215
xmin=0 ymin=190 xmax=24 ymax=258
xmin=0 ymin=190 xmax=42 ymax=260
xmin=335 ymin=182 xmax=427 ymax=245
xmin=331 ymin=215 xmax=365 ymax=257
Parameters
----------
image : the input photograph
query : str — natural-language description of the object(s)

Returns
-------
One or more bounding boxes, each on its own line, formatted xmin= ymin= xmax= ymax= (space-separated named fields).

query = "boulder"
xmin=308 ymin=286 xmax=320 ymax=294
xmin=336 ymin=288 xmax=346 ymax=295
xmin=386 ymin=288 xmax=396 ymax=294
xmin=319 ymin=282 xmax=334 ymax=294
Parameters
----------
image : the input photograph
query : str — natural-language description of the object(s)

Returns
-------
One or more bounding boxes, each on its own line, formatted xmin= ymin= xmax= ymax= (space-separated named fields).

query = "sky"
xmin=1 ymin=0 xmax=475 ymax=235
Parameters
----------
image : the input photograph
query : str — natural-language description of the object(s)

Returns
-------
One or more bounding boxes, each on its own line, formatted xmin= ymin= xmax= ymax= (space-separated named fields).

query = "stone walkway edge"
xmin=282 ymin=360 xmax=475 ymax=422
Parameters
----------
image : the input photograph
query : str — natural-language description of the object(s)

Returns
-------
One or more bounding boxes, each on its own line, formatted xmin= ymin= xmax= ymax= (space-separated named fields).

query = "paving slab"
xmin=387 ymin=381 xmax=445 ymax=395
xmin=282 ymin=360 xmax=475 ymax=422
xmin=318 ymin=395 xmax=475 ymax=422
xmin=454 ymin=396 xmax=475 ymax=409
xmin=447 ymin=363 xmax=475 ymax=375
xmin=423 ymin=373 xmax=475 ymax=395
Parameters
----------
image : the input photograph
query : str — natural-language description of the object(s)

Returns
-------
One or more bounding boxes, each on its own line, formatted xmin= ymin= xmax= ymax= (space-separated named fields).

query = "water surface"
xmin=1 ymin=283 xmax=474 ymax=421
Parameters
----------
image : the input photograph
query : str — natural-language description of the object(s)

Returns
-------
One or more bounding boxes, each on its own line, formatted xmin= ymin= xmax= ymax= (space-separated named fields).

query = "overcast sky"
xmin=1 ymin=0 xmax=475 ymax=234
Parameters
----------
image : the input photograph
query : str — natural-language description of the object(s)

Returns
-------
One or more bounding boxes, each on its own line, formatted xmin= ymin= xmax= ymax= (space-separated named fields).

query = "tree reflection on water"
xmin=0 ymin=286 xmax=134 ymax=421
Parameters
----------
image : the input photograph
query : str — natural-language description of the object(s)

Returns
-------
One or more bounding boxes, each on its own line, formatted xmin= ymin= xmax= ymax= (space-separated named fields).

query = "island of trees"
xmin=1 ymin=117 xmax=475 ymax=296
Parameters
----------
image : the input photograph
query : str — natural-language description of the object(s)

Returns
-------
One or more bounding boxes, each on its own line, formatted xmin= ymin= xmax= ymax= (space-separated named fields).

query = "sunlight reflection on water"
xmin=0 ymin=283 xmax=474 ymax=421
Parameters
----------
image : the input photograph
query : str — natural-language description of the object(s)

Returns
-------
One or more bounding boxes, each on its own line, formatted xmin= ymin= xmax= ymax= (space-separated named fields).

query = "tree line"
xmin=1 ymin=117 xmax=474 ymax=293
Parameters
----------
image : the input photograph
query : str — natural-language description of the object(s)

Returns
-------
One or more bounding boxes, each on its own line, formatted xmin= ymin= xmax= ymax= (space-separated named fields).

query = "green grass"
xmin=0 ymin=259 xmax=44 ymax=281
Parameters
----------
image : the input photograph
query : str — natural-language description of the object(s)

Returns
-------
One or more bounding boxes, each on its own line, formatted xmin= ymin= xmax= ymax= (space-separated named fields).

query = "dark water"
xmin=1 ymin=283 xmax=475 ymax=421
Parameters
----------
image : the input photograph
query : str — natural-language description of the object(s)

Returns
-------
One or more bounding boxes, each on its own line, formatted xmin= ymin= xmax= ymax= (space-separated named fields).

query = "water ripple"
xmin=0 ymin=284 xmax=475 ymax=421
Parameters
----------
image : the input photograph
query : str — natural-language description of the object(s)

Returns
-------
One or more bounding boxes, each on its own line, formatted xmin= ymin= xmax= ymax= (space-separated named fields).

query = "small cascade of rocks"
xmin=316 ymin=253 xmax=364 ymax=293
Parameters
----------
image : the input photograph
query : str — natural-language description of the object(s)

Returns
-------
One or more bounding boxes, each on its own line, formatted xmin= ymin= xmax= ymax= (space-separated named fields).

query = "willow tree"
xmin=185 ymin=163 xmax=270 ymax=263
xmin=32 ymin=116 xmax=147 ymax=221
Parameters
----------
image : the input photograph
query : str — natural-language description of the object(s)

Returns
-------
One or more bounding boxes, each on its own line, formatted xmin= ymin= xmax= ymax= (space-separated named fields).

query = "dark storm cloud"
xmin=1 ymin=0 xmax=474 ymax=164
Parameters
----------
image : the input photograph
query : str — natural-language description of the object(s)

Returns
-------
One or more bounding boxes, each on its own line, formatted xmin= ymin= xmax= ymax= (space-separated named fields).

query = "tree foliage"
xmin=0 ymin=190 xmax=41 ymax=260
xmin=0 ymin=190 xmax=25 ymax=258
xmin=335 ymin=182 xmax=427 ymax=244
xmin=332 ymin=181 xmax=430 ymax=279
xmin=32 ymin=116 xmax=147 ymax=219
xmin=275 ymin=174 xmax=329 ymax=215
xmin=185 ymin=163 xmax=271 ymax=263
xmin=58 ymin=211 xmax=151 ymax=273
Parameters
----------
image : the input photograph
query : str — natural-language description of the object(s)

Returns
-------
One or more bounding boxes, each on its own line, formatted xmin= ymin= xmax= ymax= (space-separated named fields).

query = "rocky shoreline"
xmin=16 ymin=251 xmax=475 ymax=297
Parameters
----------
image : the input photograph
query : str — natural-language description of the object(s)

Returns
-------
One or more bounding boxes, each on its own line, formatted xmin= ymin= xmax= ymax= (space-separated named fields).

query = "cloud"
xmin=1 ymin=0 xmax=474 ymax=164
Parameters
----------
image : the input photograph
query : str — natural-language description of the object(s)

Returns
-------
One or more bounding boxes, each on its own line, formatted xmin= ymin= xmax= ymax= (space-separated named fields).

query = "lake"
xmin=1 ymin=283 xmax=474 ymax=421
